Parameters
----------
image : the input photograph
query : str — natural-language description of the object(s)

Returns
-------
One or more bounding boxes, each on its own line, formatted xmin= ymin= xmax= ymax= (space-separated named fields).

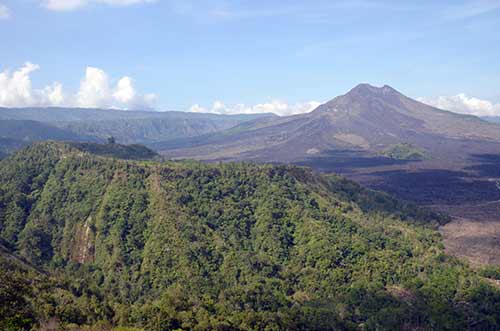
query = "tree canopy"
xmin=0 ymin=142 xmax=498 ymax=331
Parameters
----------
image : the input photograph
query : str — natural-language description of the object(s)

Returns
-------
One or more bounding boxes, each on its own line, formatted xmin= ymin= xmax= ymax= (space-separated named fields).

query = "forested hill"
xmin=1 ymin=142 xmax=499 ymax=331
xmin=67 ymin=141 xmax=159 ymax=160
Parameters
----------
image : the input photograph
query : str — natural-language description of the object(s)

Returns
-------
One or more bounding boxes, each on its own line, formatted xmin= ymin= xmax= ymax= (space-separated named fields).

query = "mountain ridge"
xmin=157 ymin=83 xmax=500 ymax=163
xmin=0 ymin=107 xmax=276 ymax=156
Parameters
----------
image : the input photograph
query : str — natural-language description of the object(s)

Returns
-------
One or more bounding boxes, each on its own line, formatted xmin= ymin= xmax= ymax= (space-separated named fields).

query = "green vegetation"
xmin=68 ymin=142 xmax=158 ymax=160
xmin=382 ymin=143 xmax=430 ymax=160
xmin=0 ymin=142 xmax=499 ymax=330
xmin=479 ymin=265 xmax=500 ymax=280
xmin=0 ymin=137 xmax=27 ymax=159
xmin=0 ymin=257 xmax=35 ymax=331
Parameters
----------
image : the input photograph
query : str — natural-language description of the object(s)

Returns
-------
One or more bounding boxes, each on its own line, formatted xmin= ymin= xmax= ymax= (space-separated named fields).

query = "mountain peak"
xmin=313 ymin=83 xmax=404 ymax=114
xmin=348 ymin=83 xmax=400 ymax=96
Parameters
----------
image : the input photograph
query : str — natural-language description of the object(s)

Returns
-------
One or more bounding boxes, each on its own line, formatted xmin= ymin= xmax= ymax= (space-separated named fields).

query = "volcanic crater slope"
xmin=158 ymin=84 xmax=500 ymax=163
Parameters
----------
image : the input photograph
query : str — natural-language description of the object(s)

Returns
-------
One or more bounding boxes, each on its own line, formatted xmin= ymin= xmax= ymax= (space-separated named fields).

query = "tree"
xmin=0 ymin=265 xmax=35 ymax=331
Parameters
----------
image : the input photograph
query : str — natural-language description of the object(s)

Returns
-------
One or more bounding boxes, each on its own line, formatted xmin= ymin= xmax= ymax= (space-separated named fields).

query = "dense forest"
xmin=1 ymin=142 xmax=499 ymax=331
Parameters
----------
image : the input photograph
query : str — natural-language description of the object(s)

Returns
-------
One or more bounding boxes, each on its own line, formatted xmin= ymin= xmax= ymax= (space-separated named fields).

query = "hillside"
xmin=0 ymin=138 xmax=25 ymax=159
xmin=1 ymin=142 xmax=499 ymax=330
xmin=155 ymin=84 xmax=500 ymax=266
xmin=0 ymin=107 xmax=273 ymax=123
xmin=0 ymin=107 xmax=275 ymax=156
xmin=68 ymin=141 xmax=158 ymax=160
xmin=0 ymin=119 xmax=97 ymax=142
xmin=158 ymin=84 xmax=500 ymax=163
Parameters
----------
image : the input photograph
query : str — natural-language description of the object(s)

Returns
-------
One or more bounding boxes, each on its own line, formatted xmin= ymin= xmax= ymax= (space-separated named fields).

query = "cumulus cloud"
xmin=0 ymin=63 xmax=68 ymax=107
xmin=189 ymin=100 xmax=321 ymax=116
xmin=0 ymin=62 xmax=156 ymax=110
xmin=113 ymin=77 xmax=136 ymax=104
xmin=43 ymin=82 xmax=66 ymax=106
xmin=76 ymin=68 xmax=156 ymax=109
xmin=42 ymin=0 xmax=155 ymax=11
xmin=419 ymin=94 xmax=500 ymax=117
xmin=77 ymin=67 xmax=111 ymax=108
xmin=0 ymin=4 xmax=10 ymax=19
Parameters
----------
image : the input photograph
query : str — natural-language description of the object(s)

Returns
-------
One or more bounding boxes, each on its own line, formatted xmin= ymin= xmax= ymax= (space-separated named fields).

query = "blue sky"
xmin=1 ymin=0 xmax=500 ymax=116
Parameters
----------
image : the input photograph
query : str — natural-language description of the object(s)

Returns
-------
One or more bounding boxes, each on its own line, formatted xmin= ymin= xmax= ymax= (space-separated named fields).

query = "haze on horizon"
xmin=1 ymin=0 xmax=500 ymax=116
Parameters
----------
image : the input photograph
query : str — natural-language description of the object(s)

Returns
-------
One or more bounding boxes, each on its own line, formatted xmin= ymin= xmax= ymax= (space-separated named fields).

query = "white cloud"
xmin=111 ymin=75 xmax=156 ymax=109
xmin=0 ymin=62 xmax=43 ymax=107
xmin=189 ymin=100 xmax=321 ymax=116
xmin=43 ymin=0 xmax=87 ymax=11
xmin=42 ymin=0 xmax=155 ymax=11
xmin=44 ymin=82 xmax=65 ymax=105
xmin=75 ymin=66 xmax=156 ymax=109
xmin=0 ymin=4 xmax=10 ymax=19
xmin=0 ymin=62 xmax=156 ymax=110
xmin=113 ymin=76 xmax=136 ymax=104
xmin=189 ymin=104 xmax=206 ymax=113
xmin=419 ymin=94 xmax=500 ymax=117
xmin=77 ymin=67 xmax=111 ymax=108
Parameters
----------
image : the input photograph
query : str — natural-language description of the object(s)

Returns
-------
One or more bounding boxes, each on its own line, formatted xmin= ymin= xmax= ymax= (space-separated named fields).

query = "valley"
xmin=2 ymin=84 xmax=500 ymax=330
xmin=2 ymin=84 xmax=500 ymax=268
xmin=3 ymin=3 xmax=500 ymax=330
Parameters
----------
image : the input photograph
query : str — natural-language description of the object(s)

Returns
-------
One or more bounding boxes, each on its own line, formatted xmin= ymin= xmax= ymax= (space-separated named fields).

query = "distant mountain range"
xmin=3 ymin=84 xmax=500 ymax=205
xmin=0 ymin=107 xmax=275 ymax=157
xmin=3 ymin=86 xmax=499 ymax=165
xmin=482 ymin=116 xmax=500 ymax=124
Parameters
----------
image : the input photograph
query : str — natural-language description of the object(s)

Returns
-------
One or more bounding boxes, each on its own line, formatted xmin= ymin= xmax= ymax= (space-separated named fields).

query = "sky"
xmin=1 ymin=0 xmax=500 ymax=116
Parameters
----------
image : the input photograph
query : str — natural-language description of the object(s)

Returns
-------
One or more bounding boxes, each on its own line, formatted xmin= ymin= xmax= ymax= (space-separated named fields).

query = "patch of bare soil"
xmin=437 ymin=201 xmax=500 ymax=267
xmin=440 ymin=217 xmax=500 ymax=266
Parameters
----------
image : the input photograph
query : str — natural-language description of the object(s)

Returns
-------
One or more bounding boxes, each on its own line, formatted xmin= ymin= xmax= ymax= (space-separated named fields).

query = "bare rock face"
xmin=71 ymin=216 xmax=95 ymax=264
